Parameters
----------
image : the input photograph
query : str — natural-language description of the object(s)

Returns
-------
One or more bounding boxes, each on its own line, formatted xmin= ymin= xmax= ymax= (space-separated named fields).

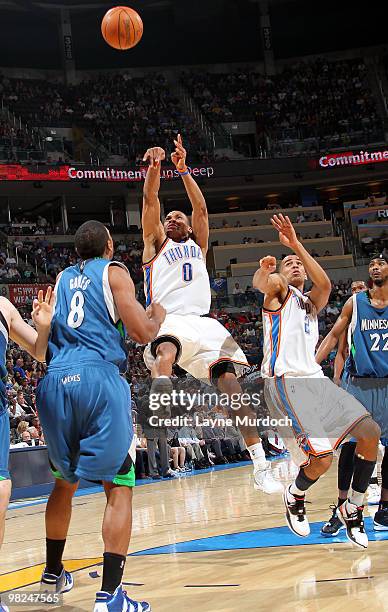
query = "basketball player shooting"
xmin=254 ymin=214 xmax=381 ymax=548
xmin=141 ymin=134 xmax=282 ymax=494
xmin=316 ymin=257 xmax=388 ymax=533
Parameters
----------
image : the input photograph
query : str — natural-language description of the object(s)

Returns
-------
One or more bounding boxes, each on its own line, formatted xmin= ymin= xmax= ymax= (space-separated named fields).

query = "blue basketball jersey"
xmin=0 ymin=311 xmax=8 ymax=416
xmin=347 ymin=291 xmax=388 ymax=378
xmin=47 ymin=259 xmax=128 ymax=373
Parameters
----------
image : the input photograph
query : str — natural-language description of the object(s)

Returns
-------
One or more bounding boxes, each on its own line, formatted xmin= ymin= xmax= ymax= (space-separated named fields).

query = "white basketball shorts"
xmin=264 ymin=375 xmax=370 ymax=465
xmin=143 ymin=313 xmax=249 ymax=383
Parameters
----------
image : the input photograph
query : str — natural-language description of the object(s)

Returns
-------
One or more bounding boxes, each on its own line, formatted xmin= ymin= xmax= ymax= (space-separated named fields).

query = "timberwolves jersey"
xmin=347 ymin=291 xmax=388 ymax=377
xmin=0 ymin=311 xmax=8 ymax=416
xmin=143 ymin=237 xmax=211 ymax=315
xmin=261 ymin=285 xmax=323 ymax=378
xmin=47 ymin=259 xmax=128 ymax=373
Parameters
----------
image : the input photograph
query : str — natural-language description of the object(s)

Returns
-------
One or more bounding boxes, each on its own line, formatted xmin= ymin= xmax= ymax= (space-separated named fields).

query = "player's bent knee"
xmin=310 ymin=453 xmax=333 ymax=473
xmin=155 ymin=341 xmax=177 ymax=364
xmin=353 ymin=417 xmax=381 ymax=442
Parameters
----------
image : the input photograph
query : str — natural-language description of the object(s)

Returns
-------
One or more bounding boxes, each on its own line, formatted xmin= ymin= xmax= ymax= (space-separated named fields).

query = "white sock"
xmin=289 ymin=482 xmax=305 ymax=497
xmin=349 ymin=490 xmax=364 ymax=507
xmin=248 ymin=442 xmax=266 ymax=470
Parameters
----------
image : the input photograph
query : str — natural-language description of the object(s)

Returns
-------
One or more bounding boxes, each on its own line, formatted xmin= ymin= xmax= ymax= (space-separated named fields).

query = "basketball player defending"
xmin=36 ymin=221 xmax=165 ymax=612
xmin=316 ymin=257 xmax=388 ymax=532
xmin=141 ymin=136 xmax=281 ymax=494
xmin=255 ymin=214 xmax=380 ymax=548
xmin=0 ymin=289 xmax=54 ymax=612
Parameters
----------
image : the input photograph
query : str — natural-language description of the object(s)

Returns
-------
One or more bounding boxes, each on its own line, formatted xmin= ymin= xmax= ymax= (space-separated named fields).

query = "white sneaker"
xmin=283 ymin=485 xmax=310 ymax=537
xmin=254 ymin=465 xmax=283 ymax=494
xmin=337 ymin=500 xmax=368 ymax=549
xmin=367 ymin=483 xmax=381 ymax=505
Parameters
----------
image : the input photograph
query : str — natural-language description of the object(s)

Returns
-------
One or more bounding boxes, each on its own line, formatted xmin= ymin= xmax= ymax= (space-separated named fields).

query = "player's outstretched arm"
xmin=271 ymin=213 xmax=332 ymax=312
xmin=253 ymin=256 xmax=288 ymax=306
xmin=4 ymin=287 xmax=54 ymax=362
xmin=142 ymin=146 xmax=166 ymax=262
xmin=108 ymin=265 xmax=165 ymax=344
xmin=171 ymin=134 xmax=209 ymax=254
xmin=315 ymin=298 xmax=353 ymax=364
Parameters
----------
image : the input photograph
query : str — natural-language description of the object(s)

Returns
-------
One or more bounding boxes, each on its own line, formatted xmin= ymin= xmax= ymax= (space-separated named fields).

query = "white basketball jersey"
xmin=261 ymin=285 xmax=323 ymax=378
xmin=143 ymin=238 xmax=211 ymax=315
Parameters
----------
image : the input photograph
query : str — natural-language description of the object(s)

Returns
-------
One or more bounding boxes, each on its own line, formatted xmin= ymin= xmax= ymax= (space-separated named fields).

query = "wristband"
xmin=178 ymin=167 xmax=189 ymax=176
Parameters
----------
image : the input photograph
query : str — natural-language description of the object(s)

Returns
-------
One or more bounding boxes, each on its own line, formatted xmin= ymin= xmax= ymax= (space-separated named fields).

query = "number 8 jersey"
xmin=143 ymin=237 xmax=211 ymax=315
xmin=348 ymin=290 xmax=388 ymax=378
xmin=47 ymin=259 xmax=128 ymax=373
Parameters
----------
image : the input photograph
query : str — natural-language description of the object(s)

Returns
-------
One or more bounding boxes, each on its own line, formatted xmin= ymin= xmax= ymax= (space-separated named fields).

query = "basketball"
xmin=101 ymin=6 xmax=143 ymax=50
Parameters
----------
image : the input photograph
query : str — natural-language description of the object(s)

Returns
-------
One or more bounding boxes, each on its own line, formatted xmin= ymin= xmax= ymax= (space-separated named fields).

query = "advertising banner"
xmin=8 ymin=284 xmax=50 ymax=306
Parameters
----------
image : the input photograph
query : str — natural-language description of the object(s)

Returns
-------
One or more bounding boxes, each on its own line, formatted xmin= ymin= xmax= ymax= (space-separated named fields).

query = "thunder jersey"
xmin=143 ymin=237 xmax=211 ymax=315
xmin=47 ymin=259 xmax=128 ymax=373
xmin=347 ymin=290 xmax=388 ymax=378
xmin=0 ymin=311 xmax=8 ymax=416
xmin=261 ymin=285 xmax=323 ymax=378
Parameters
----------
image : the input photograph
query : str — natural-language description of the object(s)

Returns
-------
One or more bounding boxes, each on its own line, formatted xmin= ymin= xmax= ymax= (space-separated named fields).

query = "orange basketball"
xmin=101 ymin=6 xmax=143 ymax=50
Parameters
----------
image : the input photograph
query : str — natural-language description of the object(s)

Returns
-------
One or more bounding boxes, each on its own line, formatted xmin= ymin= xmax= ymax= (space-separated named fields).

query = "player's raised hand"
xmin=146 ymin=302 xmax=166 ymax=326
xmin=171 ymin=133 xmax=187 ymax=172
xmin=271 ymin=214 xmax=299 ymax=250
xmin=260 ymin=256 xmax=277 ymax=274
xmin=31 ymin=286 xmax=54 ymax=328
xmin=142 ymin=147 xmax=165 ymax=168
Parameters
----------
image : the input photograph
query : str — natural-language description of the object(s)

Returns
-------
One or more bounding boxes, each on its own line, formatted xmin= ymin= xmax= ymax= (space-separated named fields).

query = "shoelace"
xmin=346 ymin=507 xmax=365 ymax=532
xmin=289 ymin=493 xmax=306 ymax=521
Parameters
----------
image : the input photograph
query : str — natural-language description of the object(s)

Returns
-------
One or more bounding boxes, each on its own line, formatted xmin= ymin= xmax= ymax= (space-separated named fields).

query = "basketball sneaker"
xmin=367 ymin=483 xmax=381 ymax=505
xmin=283 ymin=485 xmax=310 ymax=537
xmin=40 ymin=567 xmax=74 ymax=595
xmin=321 ymin=504 xmax=345 ymax=537
xmin=373 ymin=503 xmax=388 ymax=531
xmin=336 ymin=501 xmax=368 ymax=548
xmin=94 ymin=585 xmax=151 ymax=611
xmin=0 ymin=602 xmax=9 ymax=612
xmin=254 ymin=465 xmax=283 ymax=494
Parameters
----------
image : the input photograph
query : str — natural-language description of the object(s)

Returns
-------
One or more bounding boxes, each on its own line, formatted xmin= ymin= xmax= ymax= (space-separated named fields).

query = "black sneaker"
xmin=373 ymin=504 xmax=388 ymax=531
xmin=321 ymin=504 xmax=346 ymax=537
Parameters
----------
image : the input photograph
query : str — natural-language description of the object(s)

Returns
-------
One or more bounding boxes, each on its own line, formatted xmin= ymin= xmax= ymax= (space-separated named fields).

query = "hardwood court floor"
xmin=1 ymin=459 xmax=388 ymax=612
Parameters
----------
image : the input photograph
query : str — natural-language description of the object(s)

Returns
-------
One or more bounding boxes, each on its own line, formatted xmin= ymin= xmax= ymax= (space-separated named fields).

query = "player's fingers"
xmin=37 ymin=289 xmax=43 ymax=303
xmin=178 ymin=133 xmax=182 ymax=145
xmin=45 ymin=286 xmax=53 ymax=303
xmin=142 ymin=150 xmax=150 ymax=161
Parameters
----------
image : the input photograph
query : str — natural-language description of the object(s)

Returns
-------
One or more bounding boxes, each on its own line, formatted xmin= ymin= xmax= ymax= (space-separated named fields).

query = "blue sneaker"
xmin=40 ymin=567 xmax=74 ymax=595
xmin=94 ymin=585 xmax=151 ymax=611
xmin=0 ymin=603 xmax=10 ymax=612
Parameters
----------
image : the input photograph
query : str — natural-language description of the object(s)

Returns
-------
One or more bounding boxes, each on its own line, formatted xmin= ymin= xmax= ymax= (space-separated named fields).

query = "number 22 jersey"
xmin=47 ymin=259 xmax=128 ymax=372
xmin=347 ymin=290 xmax=388 ymax=378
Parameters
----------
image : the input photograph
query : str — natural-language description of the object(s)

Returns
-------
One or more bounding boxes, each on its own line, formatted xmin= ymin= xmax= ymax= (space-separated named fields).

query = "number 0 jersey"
xmin=143 ymin=237 xmax=211 ymax=316
xmin=347 ymin=290 xmax=388 ymax=378
xmin=47 ymin=259 xmax=128 ymax=373
xmin=261 ymin=285 xmax=323 ymax=378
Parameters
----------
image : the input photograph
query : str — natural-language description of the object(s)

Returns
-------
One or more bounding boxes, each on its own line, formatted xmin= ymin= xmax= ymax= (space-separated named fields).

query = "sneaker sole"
xmin=283 ymin=489 xmax=309 ymax=538
xmin=373 ymin=521 xmax=388 ymax=531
